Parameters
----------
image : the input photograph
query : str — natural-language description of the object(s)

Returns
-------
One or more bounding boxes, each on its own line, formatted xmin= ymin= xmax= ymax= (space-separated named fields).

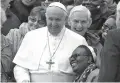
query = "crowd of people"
xmin=1 ymin=0 xmax=120 ymax=82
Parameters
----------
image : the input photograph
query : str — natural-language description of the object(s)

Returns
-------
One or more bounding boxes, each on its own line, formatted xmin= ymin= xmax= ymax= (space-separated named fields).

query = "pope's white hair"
xmin=69 ymin=5 xmax=91 ymax=19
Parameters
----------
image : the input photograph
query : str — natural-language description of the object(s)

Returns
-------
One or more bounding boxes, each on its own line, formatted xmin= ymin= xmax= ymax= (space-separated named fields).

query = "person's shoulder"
xmin=108 ymin=29 xmax=120 ymax=37
xmin=7 ymin=28 xmax=20 ymax=37
xmin=26 ymin=26 xmax=47 ymax=36
xmin=105 ymin=29 xmax=120 ymax=44
xmin=111 ymin=28 xmax=120 ymax=33
xmin=66 ymin=28 xmax=85 ymax=40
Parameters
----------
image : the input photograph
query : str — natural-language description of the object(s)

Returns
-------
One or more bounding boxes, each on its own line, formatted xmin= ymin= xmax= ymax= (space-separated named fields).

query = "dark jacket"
xmin=98 ymin=29 xmax=120 ymax=82
xmin=1 ymin=9 xmax=21 ymax=36
xmin=10 ymin=0 xmax=33 ymax=22
xmin=10 ymin=0 xmax=41 ymax=23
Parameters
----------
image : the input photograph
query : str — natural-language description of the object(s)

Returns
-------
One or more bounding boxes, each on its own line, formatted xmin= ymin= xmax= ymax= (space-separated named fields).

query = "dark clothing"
xmin=88 ymin=2 xmax=116 ymax=32
xmin=98 ymin=29 xmax=120 ymax=82
xmin=10 ymin=0 xmax=33 ymax=22
xmin=84 ymin=32 xmax=103 ymax=56
xmin=1 ymin=9 xmax=21 ymax=36
xmin=1 ymin=35 xmax=15 ymax=82
xmin=74 ymin=64 xmax=97 ymax=82
xmin=89 ymin=13 xmax=106 ymax=31
xmin=10 ymin=0 xmax=41 ymax=23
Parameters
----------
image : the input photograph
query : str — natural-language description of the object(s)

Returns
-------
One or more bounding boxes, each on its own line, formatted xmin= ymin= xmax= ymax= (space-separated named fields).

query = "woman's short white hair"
xmin=69 ymin=5 xmax=91 ymax=19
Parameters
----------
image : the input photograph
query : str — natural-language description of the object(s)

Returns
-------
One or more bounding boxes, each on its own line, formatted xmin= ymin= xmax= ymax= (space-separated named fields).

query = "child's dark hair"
xmin=30 ymin=6 xmax=46 ymax=25
xmin=77 ymin=45 xmax=94 ymax=63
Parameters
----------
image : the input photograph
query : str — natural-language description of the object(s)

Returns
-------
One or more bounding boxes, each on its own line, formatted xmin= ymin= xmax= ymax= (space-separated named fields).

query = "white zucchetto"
xmin=48 ymin=2 xmax=67 ymax=13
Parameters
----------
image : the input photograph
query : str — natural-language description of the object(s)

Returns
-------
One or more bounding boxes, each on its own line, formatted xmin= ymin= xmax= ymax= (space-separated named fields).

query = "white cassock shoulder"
xmin=13 ymin=27 xmax=48 ymax=70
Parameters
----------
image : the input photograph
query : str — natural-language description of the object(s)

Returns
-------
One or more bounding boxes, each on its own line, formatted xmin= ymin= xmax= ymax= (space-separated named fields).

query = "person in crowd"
xmin=6 ymin=6 xmax=46 ymax=56
xmin=10 ymin=0 xmax=41 ymax=22
xmin=68 ymin=5 xmax=103 ymax=58
xmin=82 ymin=0 xmax=112 ymax=32
xmin=74 ymin=0 xmax=83 ymax=5
xmin=61 ymin=0 xmax=74 ymax=6
xmin=104 ymin=0 xmax=117 ymax=16
xmin=1 ymin=0 xmax=21 ymax=35
xmin=98 ymin=1 xmax=120 ymax=81
xmin=99 ymin=15 xmax=116 ymax=45
xmin=12 ymin=2 xmax=89 ymax=82
xmin=69 ymin=45 xmax=97 ymax=82
xmin=1 ymin=7 xmax=15 ymax=82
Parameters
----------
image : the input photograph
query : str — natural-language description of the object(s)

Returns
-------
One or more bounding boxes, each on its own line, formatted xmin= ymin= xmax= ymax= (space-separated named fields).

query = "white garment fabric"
xmin=13 ymin=26 xmax=88 ymax=82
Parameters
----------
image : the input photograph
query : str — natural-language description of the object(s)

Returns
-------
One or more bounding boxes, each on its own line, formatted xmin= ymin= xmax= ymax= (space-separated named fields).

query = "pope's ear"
xmin=68 ymin=18 xmax=71 ymax=26
xmin=88 ymin=17 xmax=92 ymax=26
xmin=28 ymin=16 xmax=30 ymax=21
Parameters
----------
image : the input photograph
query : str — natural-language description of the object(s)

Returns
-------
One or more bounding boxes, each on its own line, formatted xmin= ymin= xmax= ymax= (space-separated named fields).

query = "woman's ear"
xmin=88 ymin=56 xmax=92 ymax=64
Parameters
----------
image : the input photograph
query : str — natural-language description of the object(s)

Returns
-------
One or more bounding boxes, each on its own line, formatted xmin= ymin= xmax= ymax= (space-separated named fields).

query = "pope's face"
xmin=70 ymin=11 xmax=91 ymax=36
xmin=46 ymin=7 xmax=67 ymax=36
xmin=69 ymin=47 xmax=89 ymax=74
xmin=22 ymin=0 xmax=36 ymax=6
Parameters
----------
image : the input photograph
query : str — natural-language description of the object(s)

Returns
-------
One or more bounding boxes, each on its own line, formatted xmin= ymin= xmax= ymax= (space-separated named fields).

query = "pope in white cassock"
xmin=13 ymin=2 xmax=88 ymax=82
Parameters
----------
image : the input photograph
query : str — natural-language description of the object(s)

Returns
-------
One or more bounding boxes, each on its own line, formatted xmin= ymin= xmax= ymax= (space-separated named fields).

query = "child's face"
xmin=28 ymin=15 xmax=45 ymax=29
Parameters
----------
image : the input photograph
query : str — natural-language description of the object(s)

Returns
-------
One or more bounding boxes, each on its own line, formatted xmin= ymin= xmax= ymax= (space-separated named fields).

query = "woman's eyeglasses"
xmin=29 ymin=16 xmax=45 ymax=25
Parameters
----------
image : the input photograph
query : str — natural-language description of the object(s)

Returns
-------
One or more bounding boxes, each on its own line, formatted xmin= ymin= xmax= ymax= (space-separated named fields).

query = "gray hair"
xmin=69 ymin=5 xmax=91 ymax=19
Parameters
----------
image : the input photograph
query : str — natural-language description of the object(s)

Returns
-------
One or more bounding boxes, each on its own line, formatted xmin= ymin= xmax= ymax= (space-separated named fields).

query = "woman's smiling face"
xmin=69 ymin=47 xmax=89 ymax=74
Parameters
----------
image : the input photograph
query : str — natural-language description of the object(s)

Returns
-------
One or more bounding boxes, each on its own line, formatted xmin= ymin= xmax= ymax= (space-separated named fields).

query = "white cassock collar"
xmin=47 ymin=26 xmax=66 ymax=40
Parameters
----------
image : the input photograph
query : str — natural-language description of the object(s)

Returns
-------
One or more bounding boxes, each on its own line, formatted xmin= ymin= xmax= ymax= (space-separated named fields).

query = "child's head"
xmin=28 ymin=6 xmax=46 ymax=29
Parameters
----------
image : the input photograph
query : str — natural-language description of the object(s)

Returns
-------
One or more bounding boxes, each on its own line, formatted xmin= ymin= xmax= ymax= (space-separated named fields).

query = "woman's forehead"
xmin=73 ymin=47 xmax=87 ymax=55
